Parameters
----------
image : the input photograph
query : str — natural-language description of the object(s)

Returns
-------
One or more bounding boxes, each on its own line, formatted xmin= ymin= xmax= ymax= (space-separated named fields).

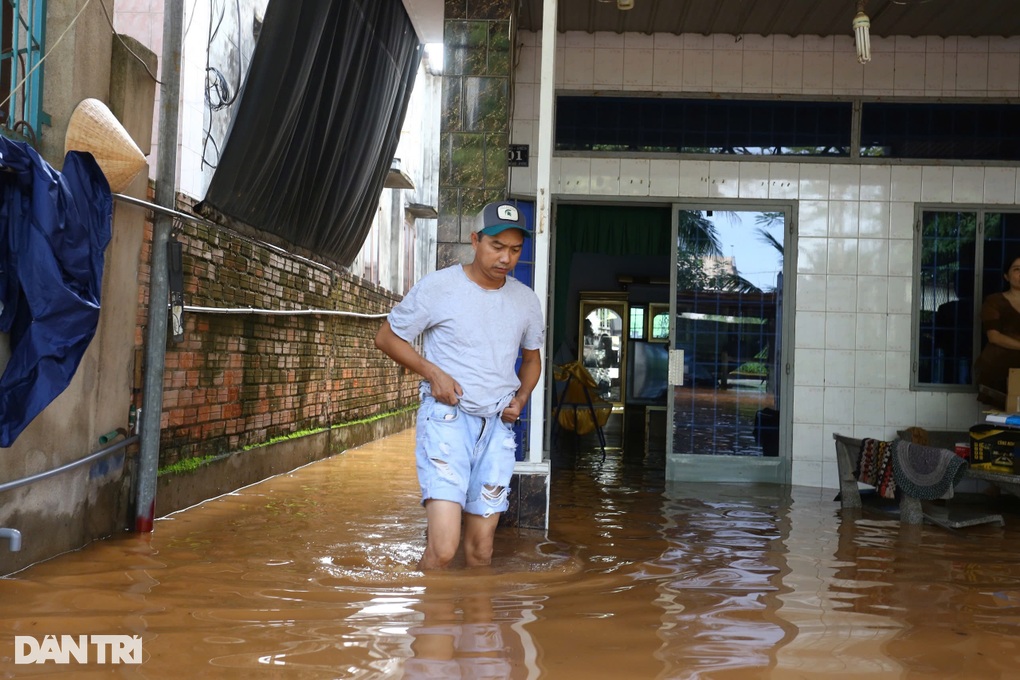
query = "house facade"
xmin=505 ymin=11 xmax=1019 ymax=490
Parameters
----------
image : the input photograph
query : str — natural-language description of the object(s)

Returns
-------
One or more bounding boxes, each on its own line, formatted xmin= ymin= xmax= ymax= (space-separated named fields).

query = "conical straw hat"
xmin=64 ymin=98 xmax=147 ymax=192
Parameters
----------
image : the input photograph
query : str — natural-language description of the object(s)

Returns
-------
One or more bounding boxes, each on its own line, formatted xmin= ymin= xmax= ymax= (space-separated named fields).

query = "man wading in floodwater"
xmin=374 ymin=202 xmax=544 ymax=570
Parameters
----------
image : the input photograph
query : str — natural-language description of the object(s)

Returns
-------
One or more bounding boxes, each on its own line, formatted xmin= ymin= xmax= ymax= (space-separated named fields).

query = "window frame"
xmin=555 ymin=95 xmax=854 ymax=157
xmin=554 ymin=92 xmax=1020 ymax=164
xmin=629 ymin=306 xmax=646 ymax=340
xmin=860 ymin=101 xmax=1020 ymax=161
xmin=911 ymin=204 xmax=1020 ymax=392
xmin=1 ymin=0 xmax=48 ymax=143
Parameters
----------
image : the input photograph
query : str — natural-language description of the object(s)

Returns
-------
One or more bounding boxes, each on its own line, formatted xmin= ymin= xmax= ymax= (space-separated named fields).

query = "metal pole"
xmin=135 ymin=0 xmax=184 ymax=533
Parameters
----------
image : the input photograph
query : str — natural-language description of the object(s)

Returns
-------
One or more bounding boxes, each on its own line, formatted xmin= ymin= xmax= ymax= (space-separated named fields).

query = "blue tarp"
xmin=0 ymin=137 xmax=112 ymax=448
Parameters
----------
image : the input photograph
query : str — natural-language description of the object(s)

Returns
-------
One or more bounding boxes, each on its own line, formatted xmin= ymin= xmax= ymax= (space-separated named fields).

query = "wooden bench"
xmin=832 ymin=433 xmax=1007 ymax=528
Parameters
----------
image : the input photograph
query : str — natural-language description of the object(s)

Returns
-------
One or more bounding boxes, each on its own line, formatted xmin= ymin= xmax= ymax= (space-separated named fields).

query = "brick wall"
xmin=135 ymin=193 xmax=420 ymax=469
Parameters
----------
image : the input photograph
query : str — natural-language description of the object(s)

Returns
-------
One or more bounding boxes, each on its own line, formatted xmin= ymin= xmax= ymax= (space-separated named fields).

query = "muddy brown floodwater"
xmin=2 ymin=428 xmax=1020 ymax=678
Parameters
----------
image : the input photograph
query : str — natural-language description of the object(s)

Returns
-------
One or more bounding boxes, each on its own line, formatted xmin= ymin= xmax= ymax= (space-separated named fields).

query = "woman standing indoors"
xmin=974 ymin=254 xmax=1020 ymax=408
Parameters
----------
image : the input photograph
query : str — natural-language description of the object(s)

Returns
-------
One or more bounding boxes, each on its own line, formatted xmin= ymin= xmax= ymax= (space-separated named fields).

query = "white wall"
xmin=180 ymin=0 xmax=268 ymax=199
xmin=114 ymin=0 xmax=268 ymax=199
xmin=512 ymin=30 xmax=1020 ymax=489
xmin=116 ymin=2 xmax=439 ymax=290
xmin=112 ymin=0 xmax=166 ymax=179
xmin=350 ymin=53 xmax=441 ymax=291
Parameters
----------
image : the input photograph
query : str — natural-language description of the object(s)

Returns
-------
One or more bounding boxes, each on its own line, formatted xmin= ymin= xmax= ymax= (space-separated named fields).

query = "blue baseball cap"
xmin=475 ymin=202 xmax=532 ymax=238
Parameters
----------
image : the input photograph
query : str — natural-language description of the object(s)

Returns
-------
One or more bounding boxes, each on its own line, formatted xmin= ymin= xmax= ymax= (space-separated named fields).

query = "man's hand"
xmin=428 ymin=367 xmax=463 ymax=406
xmin=500 ymin=396 xmax=524 ymax=424
xmin=500 ymin=348 xmax=541 ymax=424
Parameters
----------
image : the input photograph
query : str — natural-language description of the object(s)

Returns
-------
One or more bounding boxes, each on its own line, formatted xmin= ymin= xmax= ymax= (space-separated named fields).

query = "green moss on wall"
xmin=156 ymin=405 xmax=418 ymax=476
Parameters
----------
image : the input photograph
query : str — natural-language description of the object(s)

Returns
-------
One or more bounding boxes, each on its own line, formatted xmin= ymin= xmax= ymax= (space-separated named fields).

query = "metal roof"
xmin=516 ymin=1 xmax=1020 ymax=39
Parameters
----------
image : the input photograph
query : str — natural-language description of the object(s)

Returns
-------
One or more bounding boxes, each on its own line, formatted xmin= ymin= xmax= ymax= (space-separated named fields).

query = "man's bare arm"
xmin=374 ymin=320 xmax=462 ymax=405
xmin=501 ymin=348 xmax=542 ymax=423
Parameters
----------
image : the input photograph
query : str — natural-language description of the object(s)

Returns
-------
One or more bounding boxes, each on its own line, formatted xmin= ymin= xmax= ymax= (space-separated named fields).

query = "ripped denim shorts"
xmin=414 ymin=395 xmax=517 ymax=517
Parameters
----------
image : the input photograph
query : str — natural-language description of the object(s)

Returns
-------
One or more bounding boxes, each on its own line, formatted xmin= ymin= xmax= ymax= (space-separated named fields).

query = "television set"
xmin=626 ymin=340 xmax=669 ymax=405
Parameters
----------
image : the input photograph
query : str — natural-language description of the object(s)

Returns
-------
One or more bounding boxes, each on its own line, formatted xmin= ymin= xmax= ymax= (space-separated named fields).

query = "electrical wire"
xmin=201 ymin=0 xmax=245 ymax=170
xmin=95 ymin=0 xmax=161 ymax=83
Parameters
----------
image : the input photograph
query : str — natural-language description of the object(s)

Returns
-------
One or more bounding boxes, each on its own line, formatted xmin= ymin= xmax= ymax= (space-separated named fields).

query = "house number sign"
xmin=508 ymin=144 xmax=529 ymax=167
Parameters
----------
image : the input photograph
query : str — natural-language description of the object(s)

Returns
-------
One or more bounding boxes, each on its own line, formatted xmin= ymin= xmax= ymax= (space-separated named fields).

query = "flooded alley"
xmin=2 ymin=428 xmax=1020 ymax=678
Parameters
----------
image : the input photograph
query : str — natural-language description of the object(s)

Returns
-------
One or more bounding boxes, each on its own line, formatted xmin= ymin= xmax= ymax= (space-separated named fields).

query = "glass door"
xmin=666 ymin=207 xmax=791 ymax=483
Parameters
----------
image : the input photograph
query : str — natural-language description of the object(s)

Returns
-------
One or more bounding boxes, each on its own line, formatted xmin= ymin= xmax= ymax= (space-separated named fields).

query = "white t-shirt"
xmin=387 ymin=265 xmax=545 ymax=416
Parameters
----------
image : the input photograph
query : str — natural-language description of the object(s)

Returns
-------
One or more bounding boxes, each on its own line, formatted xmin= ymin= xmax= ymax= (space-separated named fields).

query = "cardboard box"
xmin=1010 ymin=368 xmax=1020 ymax=393
xmin=1005 ymin=395 xmax=1020 ymax=414
xmin=969 ymin=423 xmax=1020 ymax=470
xmin=1007 ymin=368 xmax=1020 ymax=414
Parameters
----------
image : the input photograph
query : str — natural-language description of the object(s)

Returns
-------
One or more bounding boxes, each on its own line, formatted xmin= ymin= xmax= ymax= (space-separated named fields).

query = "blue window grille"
xmin=861 ymin=102 xmax=1020 ymax=161
xmin=556 ymin=95 xmax=853 ymax=156
xmin=1 ymin=0 xmax=48 ymax=144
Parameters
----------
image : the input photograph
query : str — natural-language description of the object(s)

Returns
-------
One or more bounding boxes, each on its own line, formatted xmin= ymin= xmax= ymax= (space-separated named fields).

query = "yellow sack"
xmin=553 ymin=361 xmax=613 ymax=436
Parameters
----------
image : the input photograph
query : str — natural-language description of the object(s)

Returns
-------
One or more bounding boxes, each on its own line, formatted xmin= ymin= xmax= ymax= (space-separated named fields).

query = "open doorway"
xmin=550 ymin=203 xmax=672 ymax=463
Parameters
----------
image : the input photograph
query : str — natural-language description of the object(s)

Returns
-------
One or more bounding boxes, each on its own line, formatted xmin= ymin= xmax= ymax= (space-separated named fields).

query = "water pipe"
xmin=0 ymin=435 xmax=137 ymax=556
xmin=0 ymin=434 xmax=139 ymax=494
xmin=98 ymin=428 xmax=127 ymax=445
xmin=183 ymin=305 xmax=387 ymax=318
xmin=113 ymin=193 xmax=334 ymax=275
xmin=0 ymin=528 xmax=22 ymax=551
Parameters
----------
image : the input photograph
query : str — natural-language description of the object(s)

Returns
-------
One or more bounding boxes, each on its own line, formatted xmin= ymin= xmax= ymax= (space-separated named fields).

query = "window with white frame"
xmin=629 ymin=306 xmax=645 ymax=340
xmin=914 ymin=208 xmax=1020 ymax=389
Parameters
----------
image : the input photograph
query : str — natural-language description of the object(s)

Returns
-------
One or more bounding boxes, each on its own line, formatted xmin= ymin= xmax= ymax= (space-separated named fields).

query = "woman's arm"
xmin=986 ymin=328 xmax=1020 ymax=351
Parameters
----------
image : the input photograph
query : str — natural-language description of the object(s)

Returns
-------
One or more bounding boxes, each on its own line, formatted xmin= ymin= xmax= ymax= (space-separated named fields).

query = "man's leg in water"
xmin=462 ymin=511 xmax=501 ymax=567
xmin=419 ymin=499 xmax=463 ymax=570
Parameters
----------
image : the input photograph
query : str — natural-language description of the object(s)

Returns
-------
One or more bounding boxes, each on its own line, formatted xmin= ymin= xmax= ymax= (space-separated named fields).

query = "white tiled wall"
xmin=513 ymin=30 xmax=1020 ymax=489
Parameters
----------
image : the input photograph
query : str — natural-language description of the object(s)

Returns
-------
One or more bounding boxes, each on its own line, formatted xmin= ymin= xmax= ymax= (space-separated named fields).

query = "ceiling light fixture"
xmin=617 ymin=0 xmax=634 ymax=9
xmin=853 ymin=1 xmax=871 ymax=64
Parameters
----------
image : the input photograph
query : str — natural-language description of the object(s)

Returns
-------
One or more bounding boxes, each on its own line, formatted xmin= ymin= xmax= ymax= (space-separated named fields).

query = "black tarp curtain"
xmin=196 ymin=0 xmax=423 ymax=266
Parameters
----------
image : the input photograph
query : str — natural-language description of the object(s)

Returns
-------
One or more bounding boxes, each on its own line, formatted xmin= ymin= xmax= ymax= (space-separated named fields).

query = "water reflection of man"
xmin=974 ymin=254 xmax=1020 ymax=408
xmin=404 ymin=593 xmax=512 ymax=679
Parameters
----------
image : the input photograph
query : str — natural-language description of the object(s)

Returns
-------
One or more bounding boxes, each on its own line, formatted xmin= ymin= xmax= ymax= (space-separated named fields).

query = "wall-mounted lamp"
xmin=617 ymin=0 xmax=635 ymax=9
xmin=852 ymin=2 xmax=871 ymax=64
